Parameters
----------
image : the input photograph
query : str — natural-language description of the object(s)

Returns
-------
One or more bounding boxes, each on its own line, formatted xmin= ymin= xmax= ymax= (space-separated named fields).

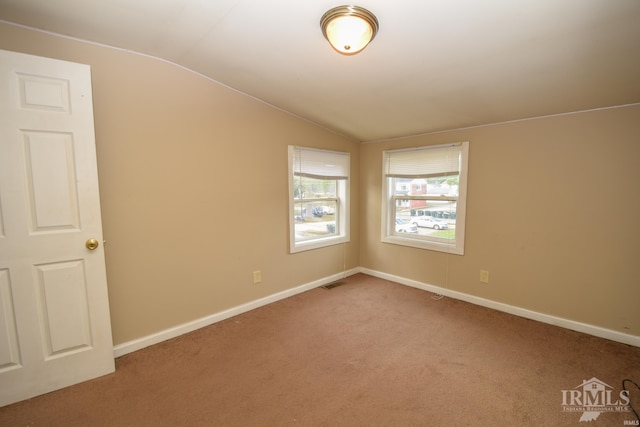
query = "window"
xmin=382 ymin=142 xmax=469 ymax=255
xmin=288 ymin=146 xmax=350 ymax=253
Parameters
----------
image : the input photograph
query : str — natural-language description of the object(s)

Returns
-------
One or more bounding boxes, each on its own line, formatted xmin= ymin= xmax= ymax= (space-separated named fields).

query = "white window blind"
xmin=384 ymin=143 xmax=461 ymax=178
xmin=292 ymin=146 xmax=349 ymax=180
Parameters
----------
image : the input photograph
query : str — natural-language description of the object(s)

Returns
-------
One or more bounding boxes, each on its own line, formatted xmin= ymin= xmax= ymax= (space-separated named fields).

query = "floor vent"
xmin=321 ymin=281 xmax=347 ymax=290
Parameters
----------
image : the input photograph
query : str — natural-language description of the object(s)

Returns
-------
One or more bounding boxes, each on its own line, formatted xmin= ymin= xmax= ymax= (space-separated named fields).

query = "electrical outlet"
xmin=480 ymin=270 xmax=489 ymax=284
xmin=253 ymin=270 xmax=262 ymax=285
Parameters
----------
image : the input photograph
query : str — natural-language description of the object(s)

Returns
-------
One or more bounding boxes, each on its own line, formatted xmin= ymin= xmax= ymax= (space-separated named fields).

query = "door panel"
xmin=35 ymin=260 xmax=92 ymax=357
xmin=18 ymin=73 xmax=71 ymax=113
xmin=0 ymin=49 xmax=114 ymax=407
xmin=24 ymin=131 xmax=80 ymax=231
xmin=0 ymin=269 xmax=21 ymax=372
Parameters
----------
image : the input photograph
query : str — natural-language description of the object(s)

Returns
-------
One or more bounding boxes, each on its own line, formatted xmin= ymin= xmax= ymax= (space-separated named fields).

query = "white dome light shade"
xmin=321 ymin=5 xmax=379 ymax=55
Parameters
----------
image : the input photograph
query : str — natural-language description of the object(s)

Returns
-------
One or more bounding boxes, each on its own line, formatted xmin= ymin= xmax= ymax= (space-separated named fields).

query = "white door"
xmin=0 ymin=49 xmax=114 ymax=407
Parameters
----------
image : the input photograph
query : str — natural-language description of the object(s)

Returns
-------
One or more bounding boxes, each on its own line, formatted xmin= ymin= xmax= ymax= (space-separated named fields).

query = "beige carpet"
xmin=1 ymin=273 xmax=639 ymax=426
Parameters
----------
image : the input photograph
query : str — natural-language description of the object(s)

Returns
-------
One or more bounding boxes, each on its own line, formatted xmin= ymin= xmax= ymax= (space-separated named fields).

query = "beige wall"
xmin=2 ymin=22 xmax=638 ymax=345
xmin=361 ymin=105 xmax=640 ymax=335
xmin=0 ymin=23 xmax=360 ymax=345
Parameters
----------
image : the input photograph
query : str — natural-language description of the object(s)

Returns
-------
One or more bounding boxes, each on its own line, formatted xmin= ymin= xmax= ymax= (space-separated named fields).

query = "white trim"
xmin=358 ymin=267 xmax=640 ymax=348
xmin=114 ymin=266 xmax=638 ymax=358
xmin=112 ymin=268 xmax=359 ymax=358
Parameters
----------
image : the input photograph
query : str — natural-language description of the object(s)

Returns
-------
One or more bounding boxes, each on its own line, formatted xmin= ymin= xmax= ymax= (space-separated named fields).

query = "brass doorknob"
xmin=86 ymin=238 xmax=99 ymax=250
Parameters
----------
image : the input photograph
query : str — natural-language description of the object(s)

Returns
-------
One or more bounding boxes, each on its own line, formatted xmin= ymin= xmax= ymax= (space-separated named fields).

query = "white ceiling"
xmin=1 ymin=0 xmax=639 ymax=142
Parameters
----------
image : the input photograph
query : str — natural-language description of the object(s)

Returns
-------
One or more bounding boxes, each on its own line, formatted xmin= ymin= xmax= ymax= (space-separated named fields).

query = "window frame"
xmin=288 ymin=146 xmax=350 ymax=253
xmin=381 ymin=142 xmax=469 ymax=255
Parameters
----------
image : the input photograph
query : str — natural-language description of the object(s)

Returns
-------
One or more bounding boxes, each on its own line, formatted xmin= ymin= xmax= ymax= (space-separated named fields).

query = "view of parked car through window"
xmin=293 ymin=177 xmax=339 ymax=241
xmin=412 ymin=216 xmax=449 ymax=230
xmin=395 ymin=218 xmax=418 ymax=233
xmin=392 ymin=177 xmax=458 ymax=240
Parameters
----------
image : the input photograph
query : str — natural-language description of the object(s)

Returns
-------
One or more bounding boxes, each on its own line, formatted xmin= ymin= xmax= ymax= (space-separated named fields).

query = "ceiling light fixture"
xmin=320 ymin=5 xmax=379 ymax=55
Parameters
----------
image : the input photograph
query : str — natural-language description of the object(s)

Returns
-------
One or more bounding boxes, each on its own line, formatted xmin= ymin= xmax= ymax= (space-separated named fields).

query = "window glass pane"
xmin=392 ymin=175 xmax=459 ymax=197
xmin=293 ymin=199 xmax=337 ymax=242
xmin=293 ymin=175 xmax=338 ymax=243
xmin=293 ymin=176 xmax=337 ymax=199
xmin=395 ymin=197 xmax=456 ymax=241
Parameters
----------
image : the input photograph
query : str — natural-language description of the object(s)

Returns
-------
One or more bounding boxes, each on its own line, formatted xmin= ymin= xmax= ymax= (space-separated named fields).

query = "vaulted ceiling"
xmin=1 ymin=0 xmax=639 ymax=142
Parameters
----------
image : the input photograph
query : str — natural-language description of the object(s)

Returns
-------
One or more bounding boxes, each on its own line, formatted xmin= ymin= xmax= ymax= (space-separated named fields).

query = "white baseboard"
xmin=358 ymin=267 xmax=640 ymax=348
xmin=113 ymin=268 xmax=359 ymax=358
xmin=114 ymin=266 xmax=638 ymax=357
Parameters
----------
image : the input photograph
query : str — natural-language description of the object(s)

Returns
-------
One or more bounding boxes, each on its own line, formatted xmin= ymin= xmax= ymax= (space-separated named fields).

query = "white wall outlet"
xmin=480 ymin=270 xmax=490 ymax=284
xmin=253 ymin=270 xmax=262 ymax=284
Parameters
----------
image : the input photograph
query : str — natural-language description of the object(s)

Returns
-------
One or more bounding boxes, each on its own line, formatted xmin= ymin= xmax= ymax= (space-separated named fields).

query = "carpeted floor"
xmin=1 ymin=273 xmax=639 ymax=426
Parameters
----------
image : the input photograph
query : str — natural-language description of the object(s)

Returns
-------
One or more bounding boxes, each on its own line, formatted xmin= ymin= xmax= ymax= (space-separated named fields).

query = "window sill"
xmin=291 ymin=235 xmax=349 ymax=253
xmin=381 ymin=234 xmax=463 ymax=255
